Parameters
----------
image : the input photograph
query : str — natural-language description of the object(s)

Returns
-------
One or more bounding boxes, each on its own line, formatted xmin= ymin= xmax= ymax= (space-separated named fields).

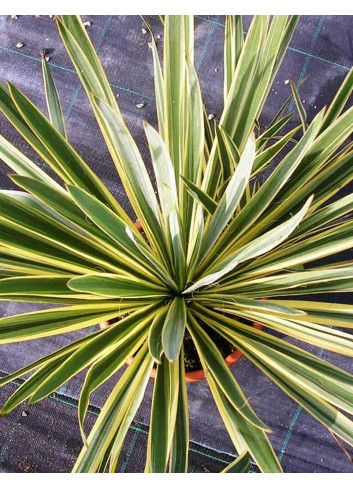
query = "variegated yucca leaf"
xmin=0 ymin=15 xmax=353 ymax=473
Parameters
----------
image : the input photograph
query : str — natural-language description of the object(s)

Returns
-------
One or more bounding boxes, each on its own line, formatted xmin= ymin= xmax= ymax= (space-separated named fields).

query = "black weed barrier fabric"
xmin=0 ymin=15 xmax=353 ymax=473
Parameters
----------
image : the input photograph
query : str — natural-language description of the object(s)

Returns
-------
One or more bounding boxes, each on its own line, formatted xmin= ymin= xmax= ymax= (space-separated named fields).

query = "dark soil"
xmin=183 ymin=325 xmax=234 ymax=372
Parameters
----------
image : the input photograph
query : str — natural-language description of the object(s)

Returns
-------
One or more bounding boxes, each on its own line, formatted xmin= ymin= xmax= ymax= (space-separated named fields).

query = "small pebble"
xmin=11 ymin=15 xmax=18 ymax=19
xmin=83 ymin=20 xmax=91 ymax=27
xmin=22 ymin=410 xmax=29 ymax=417
xmin=116 ymin=93 xmax=120 ymax=98
xmin=214 ymin=68 xmax=218 ymax=72
xmin=136 ymin=102 xmax=145 ymax=109
xmin=284 ymin=79 xmax=289 ymax=85
xmin=148 ymin=41 xmax=153 ymax=49
xmin=208 ymin=113 xmax=215 ymax=120
xmin=49 ymin=15 xmax=54 ymax=18
xmin=45 ymin=56 xmax=50 ymax=62
xmin=35 ymin=15 xmax=40 ymax=18
xmin=141 ymin=28 xmax=147 ymax=34
xmin=16 ymin=42 xmax=24 ymax=49
xmin=156 ymin=34 xmax=162 ymax=39
xmin=302 ymin=99 xmax=306 ymax=104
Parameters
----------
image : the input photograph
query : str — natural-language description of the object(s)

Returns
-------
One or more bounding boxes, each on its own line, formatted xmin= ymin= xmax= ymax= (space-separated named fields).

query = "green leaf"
xmin=290 ymin=77 xmax=307 ymax=131
xmin=0 ymin=302 xmax=136 ymax=344
xmin=10 ymin=175 xmax=123 ymax=247
xmin=275 ymin=300 xmax=353 ymax=328
xmin=162 ymin=297 xmax=187 ymax=362
xmin=41 ymin=51 xmax=67 ymax=137
xmin=215 ymin=124 xmax=240 ymax=183
xmin=57 ymin=16 xmax=118 ymax=111
xmin=0 ymin=275 xmax=78 ymax=298
xmin=0 ymin=83 xmax=62 ymax=176
xmin=252 ymin=126 xmax=299 ymax=174
xmin=256 ymin=113 xmax=293 ymax=150
xmin=142 ymin=18 xmax=165 ymax=136
xmin=0 ymin=134 xmax=60 ymax=189
xmin=221 ymin=267 xmax=353 ymax=297
xmin=0 ymin=191 xmax=125 ymax=274
xmin=146 ymin=354 xmax=179 ymax=473
xmin=183 ymin=260 xmax=239 ymax=295
xmin=187 ymin=313 xmax=269 ymax=432
xmin=68 ymin=273 xmax=169 ymax=298
xmin=224 ymin=16 xmax=244 ymax=101
xmin=181 ymin=175 xmax=217 ymax=215
xmin=294 ymin=191 xmax=353 ymax=237
xmin=67 ymin=185 xmax=163 ymax=281
xmin=321 ymin=66 xmax=353 ymax=131
xmin=163 ymin=15 xmax=185 ymax=190
xmin=144 ymin=122 xmax=179 ymax=224
xmin=201 ymin=296 xmax=304 ymax=317
xmin=1 ymin=356 xmax=68 ymax=415
xmin=199 ymin=134 xmax=255 ymax=262
xmin=245 ymin=220 xmax=353 ymax=276
xmin=144 ymin=122 xmax=186 ymax=287
xmin=90 ymin=96 xmax=168 ymax=260
xmin=184 ymin=60 xmax=204 ymax=186
xmin=221 ymin=451 xmax=250 ymax=473
xmin=169 ymin=346 xmax=189 ymax=473
xmin=73 ymin=343 xmax=153 ymax=473
xmin=234 ymin=338 xmax=353 ymax=449
xmin=232 ymin=310 xmax=353 ymax=357
xmin=193 ymin=303 xmax=353 ymax=387
xmin=148 ymin=307 xmax=169 ymax=362
xmin=78 ymin=326 xmax=148 ymax=444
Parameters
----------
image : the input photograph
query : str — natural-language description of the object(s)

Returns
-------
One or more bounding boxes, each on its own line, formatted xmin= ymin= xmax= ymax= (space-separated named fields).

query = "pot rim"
xmin=150 ymin=322 xmax=263 ymax=382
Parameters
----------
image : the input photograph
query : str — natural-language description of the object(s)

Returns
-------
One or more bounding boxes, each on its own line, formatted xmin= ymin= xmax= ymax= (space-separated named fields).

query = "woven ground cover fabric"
xmin=0 ymin=14 xmax=353 ymax=473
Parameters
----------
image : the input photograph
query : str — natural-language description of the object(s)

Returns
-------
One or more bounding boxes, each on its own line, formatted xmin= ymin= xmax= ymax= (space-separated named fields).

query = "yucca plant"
xmin=1 ymin=14 xmax=353 ymax=473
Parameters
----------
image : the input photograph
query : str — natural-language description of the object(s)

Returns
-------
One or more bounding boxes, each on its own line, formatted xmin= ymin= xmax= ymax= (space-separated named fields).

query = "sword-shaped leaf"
xmin=73 ymin=343 xmax=153 ymax=473
xmin=199 ymin=134 xmax=255 ymax=262
xmin=0 ymin=302 xmax=138 ymax=344
xmin=221 ymin=451 xmax=250 ymax=473
xmin=187 ymin=313 xmax=269 ymax=432
xmin=162 ymin=297 xmax=187 ymax=362
xmin=169 ymin=346 xmax=189 ymax=473
xmin=146 ymin=354 xmax=180 ymax=473
xmin=68 ymin=273 xmax=169 ymax=298
xmin=41 ymin=51 xmax=66 ymax=137
xmin=181 ymin=176 xmax=217 ymax=215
